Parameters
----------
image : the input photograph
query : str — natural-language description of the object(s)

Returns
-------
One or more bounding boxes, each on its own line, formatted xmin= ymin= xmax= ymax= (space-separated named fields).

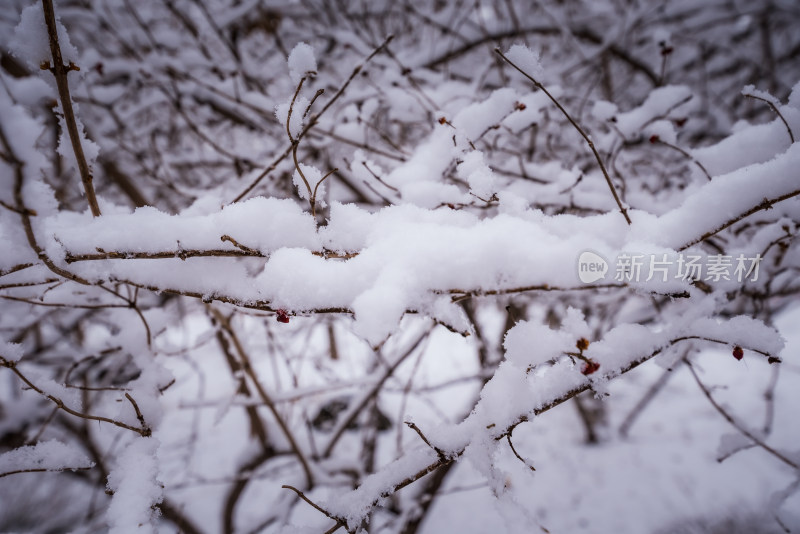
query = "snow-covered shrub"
xmin=1 ymin=1 xmax=799 ymax=532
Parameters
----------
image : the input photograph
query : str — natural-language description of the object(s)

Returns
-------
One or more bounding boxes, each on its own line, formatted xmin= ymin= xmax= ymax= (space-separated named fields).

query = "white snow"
xmin=10 ymin=4 xmax=79 ymax=70
xmin=0 ymin=339 xmax=24 ymax=363
xmin=287 ymin=42 xmax=317 ymax=85
xmin=106 ymin=438 xmax=163 ymax=533
xmin=505 ymin=44 xmax=543 ymax=79
xmin=0 ymin=440 xmax=94 ymax=475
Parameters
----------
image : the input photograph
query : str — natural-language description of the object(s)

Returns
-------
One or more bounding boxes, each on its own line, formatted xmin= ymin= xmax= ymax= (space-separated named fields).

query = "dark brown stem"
xmin=66 ymin=247 xmax=264 ymax=263
xmin=445 ymin=283 xmax=627 ymax=302
xmin=0 ymin=356 xmax=150 ymax=436
xmin=124 ymin=392 xmax=150 ymax=435
xmin=311 ymin=167 xmax=338 ymax=218
xmin=41 ymin=0 xmax=101 ymax=217
xmin=157 ymin=499 xmax=204 ymax=534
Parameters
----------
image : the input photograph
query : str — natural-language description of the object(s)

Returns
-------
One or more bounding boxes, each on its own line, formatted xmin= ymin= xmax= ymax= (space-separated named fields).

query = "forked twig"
xmin=231 ymin=35 xmax=394 ymax=203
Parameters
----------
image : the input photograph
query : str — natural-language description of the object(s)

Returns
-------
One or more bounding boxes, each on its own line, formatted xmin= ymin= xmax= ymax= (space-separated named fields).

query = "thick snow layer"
xmin=38 ymin=130 xmax=799 ymax=345
xmin=0 ymin=440 xmax=94 ymax=475
xmin=615 ymin=85 xmax=693 ymax=139
xmin=106 ymin=438 xmax=163 ymax=533
xmin=45 ymin=197 xmax=320 ymax=257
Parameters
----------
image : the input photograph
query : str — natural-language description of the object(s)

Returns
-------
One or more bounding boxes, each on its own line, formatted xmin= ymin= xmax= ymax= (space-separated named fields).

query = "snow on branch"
xmin=0 ymin=440 xmax=94 ymax=478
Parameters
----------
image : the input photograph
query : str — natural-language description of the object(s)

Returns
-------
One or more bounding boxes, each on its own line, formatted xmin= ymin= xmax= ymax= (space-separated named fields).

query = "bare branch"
xmin=41 ymin=0 xmax=101 ymax=217
xmin=495 ymin=48 xmax=631 ymax=225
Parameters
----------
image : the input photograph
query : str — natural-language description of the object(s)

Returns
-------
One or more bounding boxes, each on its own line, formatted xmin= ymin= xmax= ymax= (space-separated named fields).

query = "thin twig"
xmin=685 ymin=358 xmax=797 ymax=469
xmin=0 ymin=263 xmax=35 ymax=277
xmin=1 ymin=295 xmax=128 ymax=309
xmin=0 ymin=465 xmax=93 ymax=478
xmin=680 ymin=189 xmax=800 ymax=250
xmin=507 ymin=431 xmax=535 ymax=471
xmin=209 ymin=307 xmax=315 ymax=487
xmin=0 ymin=356 xmax=150 ymax=436
xmin=220 ymin=235 xmax=261 ymax=255
xmin=651 ymin=138 xmax=712 ymax=181
xmin=281 ymin=485 xmax=343 ymax=523
xmin=744 ymin=94 xmax=795 ymax=144
xmin=322 ymin=328 xmax=431 ymax=458
xmin=495 ymin=48 xmax=631 ymax=224
xmin=231 ymin=35 xmax=394 ymax=203
xmin=124 ymin=392 xmax=150 ymax=434
xmin=405 ymin=421 xmax=446 ymax=460
xmin=619 ymin=359 xmax=682 ymax=438
xmin=311 ymin=167 xmax=337 ymax=217
xmin=1 ymin=126 xmax=90 ymax=285
xmin=444 ymin=283 xmax=627 ymax=302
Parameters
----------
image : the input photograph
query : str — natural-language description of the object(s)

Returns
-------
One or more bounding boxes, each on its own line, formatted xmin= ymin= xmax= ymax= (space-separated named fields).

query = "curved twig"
xmin=685 ymin=358 xmax=796 ymax=469
xmin=0 ymin=356 xmax=151 ymax=436
xmin=495 ymin=48 xmax=631 ymax=224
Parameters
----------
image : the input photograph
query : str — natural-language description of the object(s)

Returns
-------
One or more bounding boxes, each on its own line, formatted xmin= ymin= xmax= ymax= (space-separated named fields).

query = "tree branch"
xmin=41 ymin=0 xmax=101 ymax=217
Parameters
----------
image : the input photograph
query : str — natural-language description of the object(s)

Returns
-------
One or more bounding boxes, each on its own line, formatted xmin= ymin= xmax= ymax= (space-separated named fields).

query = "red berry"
xmin=276 ymin=309 xmax=290 ymax=323
xmin=581 ymin=360 xmax=600 ymax=375
xmin=732 ymin=346 xmax=743 ymax=361
xmin=649 ymin=135 xmax=660 ymax=144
